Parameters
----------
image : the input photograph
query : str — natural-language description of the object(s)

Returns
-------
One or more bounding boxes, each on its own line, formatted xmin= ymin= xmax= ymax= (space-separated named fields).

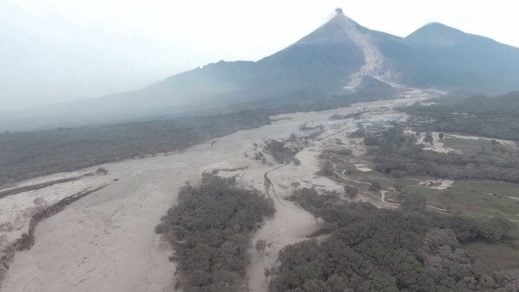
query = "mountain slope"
xmin=0 ymin=11 xmax=370 ymax=130
xmin=3 ymin=9 xmax=519 ymax=131
xmin=401 ymin=23 xmax=519 ymax=92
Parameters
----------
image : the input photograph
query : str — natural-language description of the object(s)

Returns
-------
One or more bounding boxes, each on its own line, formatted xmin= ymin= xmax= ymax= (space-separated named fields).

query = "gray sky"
xmin=1 ymin=0 xmax=518 ymax=112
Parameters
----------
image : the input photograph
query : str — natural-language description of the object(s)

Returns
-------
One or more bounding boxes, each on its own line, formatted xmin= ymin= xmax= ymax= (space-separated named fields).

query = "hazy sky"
xmin=1 ymin=0 xmax=518 ymax=112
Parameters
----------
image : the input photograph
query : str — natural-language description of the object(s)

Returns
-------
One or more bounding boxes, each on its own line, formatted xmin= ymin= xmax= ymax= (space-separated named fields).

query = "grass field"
xmin=325 ymin=128 xmax=519 ymax=224
xmin=464 ymin=240 xmax=519 ymax=273
xmin=344 ymin=167 xmax=519 ymax=222
xmin=442 ymin=136 xmax=519 ymax=160
xmin=406 ymin=180 xmax=519 ymax=221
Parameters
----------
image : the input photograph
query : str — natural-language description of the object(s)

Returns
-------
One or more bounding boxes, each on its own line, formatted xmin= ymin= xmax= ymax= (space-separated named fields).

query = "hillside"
xmin=2 ymin=9 xmax=519 ymax=131
xmin=402 ymin=23 xmax=519 ymax=92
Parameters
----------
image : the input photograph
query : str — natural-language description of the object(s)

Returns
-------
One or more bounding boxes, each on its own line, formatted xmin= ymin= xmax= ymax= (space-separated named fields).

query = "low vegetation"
xmin=270 ymin=188 xmax=519 ymax=291
xmin=364 ymin=126 xmax=519 ymax=183
xmin=405 ymin=180 xmax=519 ymax=220
xmin=156 ymin=174 xmax=274 ymax=292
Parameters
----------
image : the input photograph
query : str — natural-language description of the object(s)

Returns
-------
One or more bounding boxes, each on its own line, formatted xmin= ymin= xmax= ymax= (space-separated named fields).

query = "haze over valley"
xmin=3 ymin=7 xmax=519 ymax=131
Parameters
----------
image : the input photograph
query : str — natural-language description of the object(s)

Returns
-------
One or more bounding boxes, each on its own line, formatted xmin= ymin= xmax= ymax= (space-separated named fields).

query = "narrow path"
xmin=380 ymin=190 xmax=389 ymax=203
xmin=248 ymin=162 xmax=321 ymax=292
xmin=332 ymin=164 xmax=370 ymax=185
xmin=263 ymin=164 xmax=288 ymax=199
xmin=248 ymin=145 xmax=337 ymax=291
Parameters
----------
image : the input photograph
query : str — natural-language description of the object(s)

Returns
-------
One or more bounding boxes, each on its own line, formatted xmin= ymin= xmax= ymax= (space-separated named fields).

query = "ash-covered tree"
xmin=156 ymin=174 xmax=275 ymax=292
xmin=269 ymin=189 xmax=518 ymax=292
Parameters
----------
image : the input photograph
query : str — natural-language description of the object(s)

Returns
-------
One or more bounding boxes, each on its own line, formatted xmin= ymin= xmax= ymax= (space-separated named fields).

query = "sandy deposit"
xmin=420 ymin=179 xmax=455 ymax=190
xmin=0 ymin=89 xmax=435 ymax=292
xmin=355 ymin=164 xmax=372 ymax=172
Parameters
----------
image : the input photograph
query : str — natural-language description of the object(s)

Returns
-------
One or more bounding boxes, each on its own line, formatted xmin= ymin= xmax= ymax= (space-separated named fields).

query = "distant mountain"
xmin=407 ymin=23 xmax=476 ymax=46
xmin=402 ymin=23 xmax=519 ymax=92
xmin=3 ymin=9 xmax=519 ymax=131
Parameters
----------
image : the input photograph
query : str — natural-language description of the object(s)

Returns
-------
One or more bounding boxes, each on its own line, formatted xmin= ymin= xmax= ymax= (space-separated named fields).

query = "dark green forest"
xmin=364 ymin=126 xmax=519 ymax=183
xmin=156 ymin=174 xmax=274 ymax=292
xmin=270 ymin=188 xmax=518 ymax=292
xmin=0 ymin=111 xmax=269 ymax=187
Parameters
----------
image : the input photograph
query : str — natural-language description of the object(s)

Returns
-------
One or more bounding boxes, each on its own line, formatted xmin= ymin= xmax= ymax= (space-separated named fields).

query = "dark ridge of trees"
xmin=329 ymin=112 xmax=364 ymax=120
xmin=0 ymin=168 xmax=107 ymax=199
xmin=0 ymin=111 xmax=270 ymax=188
xmin=269 ymin=188 xmax=518 ymax=292
xmin=298 ymin=123 xmax=324 ymax=132
xmin=228 ymin=81 xmax=397 ymax=117
xmin=15 ymin=184 xmax=108 ymax=251
xmin=364 ymin=126 xmax=519 ymax=183
xmin=0 ymin=79 xmax=399 ymax=189
xmin=264 ymin=140 xmax=301 ymax=164
xmin=405 ymin=92 xmax=519 ymax=141
xmin=0 ymin=82 xmax=398 ymax=189
xmin=156 ymin=174 xmax=275 ymax=292
xmin=0 ymin=185 xmax=107 ymax=285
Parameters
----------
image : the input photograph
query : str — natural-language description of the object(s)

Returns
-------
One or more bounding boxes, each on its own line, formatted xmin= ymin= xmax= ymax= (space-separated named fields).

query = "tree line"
xmin=364 ymin=126 xmax=519 ymax=183
xmin=0 ymin=111 xmax=270 ymax=187
xmin=270 ymin=188 xmax=518 ymax=291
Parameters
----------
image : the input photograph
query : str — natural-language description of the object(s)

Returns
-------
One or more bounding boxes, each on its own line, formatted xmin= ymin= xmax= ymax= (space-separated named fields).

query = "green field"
xmin=406 ymin=180 xmax=519 ymax=221
xmin=464 ymin=240 xmax=519 ymax=273
xmin=443 ymin=136 xmax=518 ymax=159
xmin=326 ymin=127 xmax=519 ymax=224
xmin=342 ymin=166 xmax=519 ymax=222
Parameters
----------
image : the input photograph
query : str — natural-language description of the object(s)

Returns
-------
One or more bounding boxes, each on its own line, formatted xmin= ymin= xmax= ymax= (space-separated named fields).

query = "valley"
xmin=0 ymin=89 xmax=433 ymax=291
xmin=1 ymin=86 xmax=519 ymax=291
xmin=2 ymin=6 xmax=519 ymax=292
